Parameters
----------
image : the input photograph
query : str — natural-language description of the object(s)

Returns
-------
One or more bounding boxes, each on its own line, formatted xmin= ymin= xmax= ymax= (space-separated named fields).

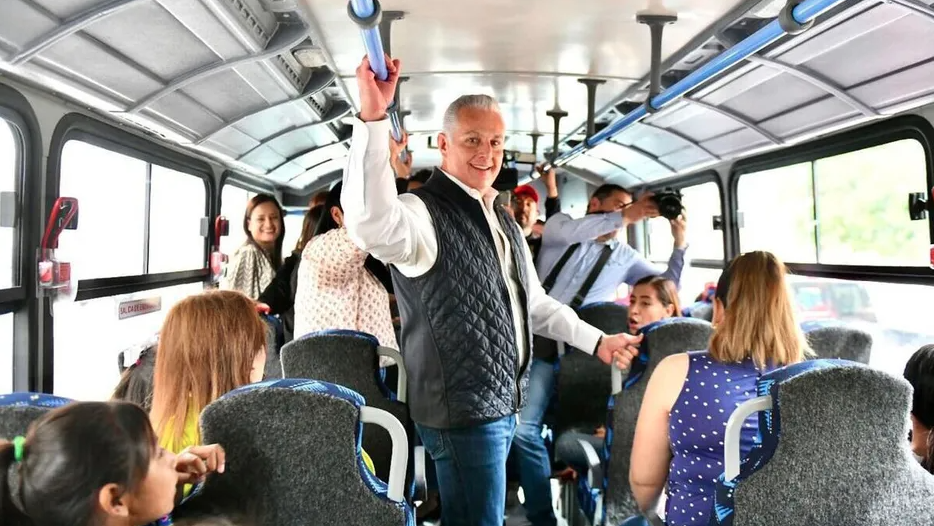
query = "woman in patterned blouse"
xmin=221 ymin=194 xmax=285 ymax=299
xmin=293 ymin=182 xmax=398 ymax=364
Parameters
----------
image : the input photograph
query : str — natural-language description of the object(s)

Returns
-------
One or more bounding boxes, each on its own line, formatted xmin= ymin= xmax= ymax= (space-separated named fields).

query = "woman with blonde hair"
xmin=629 ymin=251 xmax=810 ymax=526
xmin=150 ymin=290 xmax=268 ymax=454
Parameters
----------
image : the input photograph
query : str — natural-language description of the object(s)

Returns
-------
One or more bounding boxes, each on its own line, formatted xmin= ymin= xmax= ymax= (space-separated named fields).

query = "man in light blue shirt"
xmin=512 ymin=183 xmax=687 ymax=526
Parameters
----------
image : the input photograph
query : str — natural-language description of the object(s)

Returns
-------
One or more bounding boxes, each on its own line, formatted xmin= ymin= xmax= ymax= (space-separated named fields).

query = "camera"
xmin=652 ymin=188 xmax=684 ymax=220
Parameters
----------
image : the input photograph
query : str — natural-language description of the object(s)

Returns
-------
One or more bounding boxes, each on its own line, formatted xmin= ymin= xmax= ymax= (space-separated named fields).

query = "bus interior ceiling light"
xmin=546 ymin=0 xmax=840 ymax=171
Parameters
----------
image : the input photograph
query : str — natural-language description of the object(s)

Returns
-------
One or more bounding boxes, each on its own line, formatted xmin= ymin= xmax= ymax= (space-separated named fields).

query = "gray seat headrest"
xmin=178 ymin=379 xmax=412 ymax=526
xmin=724 ymin=363 xmax=934 ymax=526
xmin=803 ymin=322 xmax=872 ymax=364
xmin=0 ymin=393 xmax=73 ymax=439
xmin=555 ymin=303 xmax=629 ymax=437
xmin=604 ymin=317 xmax=713 ymax=524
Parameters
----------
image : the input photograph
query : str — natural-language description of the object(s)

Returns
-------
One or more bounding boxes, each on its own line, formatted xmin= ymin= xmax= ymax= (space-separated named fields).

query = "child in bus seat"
xmin=904 ymin=344 xmax=934 ymax=473
xmin=554 ymin=275 xmax=683 ymax=477
xmin=149 ymin=290 xmax=268 ymax=457
xmin=148 ymin=290 xmax=378 ymax=477
xmin=0 ymin=400 xmax=225 ymax=526
xmin=629 ymin=251 xmax=812 ymax=526
xmin=114 ymin=340 xmax=158 ymax=412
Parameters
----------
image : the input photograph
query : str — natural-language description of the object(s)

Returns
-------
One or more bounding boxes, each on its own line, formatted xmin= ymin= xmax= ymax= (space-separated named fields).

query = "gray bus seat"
xmin=176 ymin=378 xmax=414 ymax=526
xmin=554 ymin=302 xmax=628 ymax=438
xmin=564 ymin=317 xmax=713 ymax=526
xmin=0 ymin=392 xmax=73 ymax=438
xmin=261 ymin=314 xmax=285 ymax=380
xmin=690 ymin=302 xmax=714 ymax=322
xmin=801 ymin=320 xmax=872 ymax=364
xmin=280 ymin=330 xmax=419 ymax=499
xmin=713 ymin=360 xmax=934 ymax=526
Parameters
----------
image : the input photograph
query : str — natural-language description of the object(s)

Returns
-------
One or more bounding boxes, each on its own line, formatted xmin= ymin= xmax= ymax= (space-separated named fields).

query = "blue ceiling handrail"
xmin=348 ymin=0 xmax=407 ymax=157
xmin=546 ymin=0 xmax=845 ymax=172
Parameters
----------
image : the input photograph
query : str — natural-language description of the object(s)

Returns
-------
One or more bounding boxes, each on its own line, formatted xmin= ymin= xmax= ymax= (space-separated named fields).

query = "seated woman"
xmin=0 ymin=400 xmax=224 ymax=526
xmin=629 ymin=251 xmax=810 ymax=526
xmin=554 ymin=275 xmax=682 ymax=475
xmin=904 ymin=344 xmax=934 ymax=473
xmin=293 ymin=182 xmax=398 ymax=363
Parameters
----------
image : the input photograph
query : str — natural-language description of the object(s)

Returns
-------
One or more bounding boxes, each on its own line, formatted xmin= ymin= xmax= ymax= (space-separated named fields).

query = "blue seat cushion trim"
xmin=0 ymin=392 xmax=73 ymax=408
xmin=709 ymin=359 xmax=853 ymax=525
xmin=262 ymin=314 xmax=285 ymax=349
xmin=623 ymin=317 xmax=710 ymax=389
xmin=296 ymin=328 xmax=380 ymax=347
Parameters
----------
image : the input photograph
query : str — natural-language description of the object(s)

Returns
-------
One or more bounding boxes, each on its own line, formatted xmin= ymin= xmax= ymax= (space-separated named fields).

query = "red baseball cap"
xmin=513 ymin=185 xmax=539 ymax=204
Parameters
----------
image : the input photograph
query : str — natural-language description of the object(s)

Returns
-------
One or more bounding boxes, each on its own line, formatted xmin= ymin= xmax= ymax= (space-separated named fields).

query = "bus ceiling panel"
xmin=796 ymin=7 xmax=934 ymax=89
xmin=701 ymin=127 xmax=776 ymax=159
xmin=567 ymin=154 xmax=634 ymax=184
xmin=757 ymin=96 xmax=858 ymax=139
xmin=238 ymin=125 xmax=339 ymax=168
xmin=286 ymin=157 xmax=347 ymax=189
xmin=262 ymin=141 xmax=349 ymax=179
xmin=624 ymin=122 xmax=720 ymax=161
xmin=301 ymin=0 xmax=746 ymax=79
xmin=659 ymin=144 xmax=721 ymax=172
xmin=589 ymin=140 xmax=675 ymax=176
xmin=647 ymin=102 xmax=747 ymax=144
xmin=700 ymin=67 xmax=830 ymax=123
xmin=848 ymin=58 xmax=934 ymax=113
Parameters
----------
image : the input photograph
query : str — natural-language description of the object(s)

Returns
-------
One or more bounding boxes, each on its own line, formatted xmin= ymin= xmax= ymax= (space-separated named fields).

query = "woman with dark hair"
xmin=904 ymin=345 xmax=934 ymax=473
xmin=0 ymin=401 xmax=225 ymax=526
xmin=221 ymin=194 xmax=285 ymax=299
xmin=113 ymin=340 xmax=158 ymax=412
xmin=293 ymin=182 xmax=397 ymax=363
xmin=257 ymin=205 xmax=324 ymax=340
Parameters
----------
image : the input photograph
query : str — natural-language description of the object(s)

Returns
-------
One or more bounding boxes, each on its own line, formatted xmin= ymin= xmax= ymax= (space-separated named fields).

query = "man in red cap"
xmin=512 ymin=166 xmax=560 ymax=262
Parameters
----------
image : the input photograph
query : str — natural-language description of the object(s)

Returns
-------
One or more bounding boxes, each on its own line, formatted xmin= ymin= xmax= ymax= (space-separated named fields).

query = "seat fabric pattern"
xmin=175 ymin=378 xmax=414 ymax=526
xmin=0 ymin=392 xmax=73 ymax=438
xmin=711 ymin=360 xmax=934 ymax=526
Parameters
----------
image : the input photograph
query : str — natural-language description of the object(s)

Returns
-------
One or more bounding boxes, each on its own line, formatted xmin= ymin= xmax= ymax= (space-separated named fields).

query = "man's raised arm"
xmin=341 ymin=56 xmax=436 ymax=271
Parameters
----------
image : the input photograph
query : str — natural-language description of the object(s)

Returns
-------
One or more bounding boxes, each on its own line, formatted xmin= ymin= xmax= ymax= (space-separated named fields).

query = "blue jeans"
xmin=512 ymin=358 xmax=557 ymax=526
xmin=416 ymin=415 xmax=517 ymax=526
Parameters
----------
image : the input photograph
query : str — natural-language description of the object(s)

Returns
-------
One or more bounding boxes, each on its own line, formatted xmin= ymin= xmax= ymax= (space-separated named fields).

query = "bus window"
xmin=738 ymin=139 xmax=929 ymax=265
xmin=737 ymin=162 xmax=817 ymax=263
xmin=788 ymin=275 xmax=934 ymax=379
xmin=53 ymin=282 xmax=203 ymax=400
xmin=220 ymin=184 xmax=256 ymax=256
xmin=57 ymin=141 xmax=148 ymax=279
xmin=0 ymin=313 xmax=11 ymax=392
xmin=148 ymin=165 xmax=208 ymax=273
xmin=645 ymin=181 xmax=725 ymax=306
xmin=813 ymin=139 xmax=928 ymax=266
xmin=1 ymin=119 xmax=19 ymax=289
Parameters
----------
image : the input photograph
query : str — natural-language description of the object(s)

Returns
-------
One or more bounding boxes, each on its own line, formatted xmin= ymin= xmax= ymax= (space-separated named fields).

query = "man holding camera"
xmin=512 ymin=183 xmax=687 ymax=526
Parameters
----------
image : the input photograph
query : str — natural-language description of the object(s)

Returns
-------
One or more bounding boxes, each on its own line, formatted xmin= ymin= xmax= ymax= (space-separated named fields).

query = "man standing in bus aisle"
xmin=341 ymin=54 xmax=645 ymax=526
xmin=513 ymin=164 xmax=562 ymax=263
xmin=512 ymin=183 xmax=688 ymax=526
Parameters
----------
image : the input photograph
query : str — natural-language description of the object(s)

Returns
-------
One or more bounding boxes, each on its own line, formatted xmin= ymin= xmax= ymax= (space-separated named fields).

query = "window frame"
xmin=729 ymin=115 xmax=934 ymax=285
xmin=46 ymin=114 xmax=216 ymax=299
xmin=0 ymin=84 xmax=43 ymax=392
xmin=644 ymin=169 xmax=726 ymax=271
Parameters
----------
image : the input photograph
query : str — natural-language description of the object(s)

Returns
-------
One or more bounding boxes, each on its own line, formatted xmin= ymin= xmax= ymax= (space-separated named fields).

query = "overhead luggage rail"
xmin=545 ymin=0 xmax=846 ymax=172
xmin=348 ymin=0 xmax=407 ymax=147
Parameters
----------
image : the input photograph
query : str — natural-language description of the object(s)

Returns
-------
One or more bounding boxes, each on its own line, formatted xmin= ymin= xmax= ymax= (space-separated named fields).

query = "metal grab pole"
xmin=548 ymin=0 xmax=843 ymax=169
xmin=347 ymin=0 xmax=405 ymax=143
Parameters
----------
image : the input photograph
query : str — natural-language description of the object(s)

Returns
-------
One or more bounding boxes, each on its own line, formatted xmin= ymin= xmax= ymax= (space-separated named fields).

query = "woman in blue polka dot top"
xmin=629 ymin=251 xmax=811 ymax=526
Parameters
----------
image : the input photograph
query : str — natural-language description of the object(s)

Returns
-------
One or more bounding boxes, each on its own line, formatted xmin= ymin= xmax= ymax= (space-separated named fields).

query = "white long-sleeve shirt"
xmin=341 ymin=117 xmax=605 ymax=364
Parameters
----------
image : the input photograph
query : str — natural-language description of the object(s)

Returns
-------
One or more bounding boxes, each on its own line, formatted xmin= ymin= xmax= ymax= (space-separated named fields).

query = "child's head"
xmin=151 ymin=290 xmax=266 ymax=450
xmin=1 ymin=401 xmax=178 ymax=526
xmin=113 ymin=343 xmax=157 ymax=412
xmin=628 ymin=275 xmax=681 ymax=334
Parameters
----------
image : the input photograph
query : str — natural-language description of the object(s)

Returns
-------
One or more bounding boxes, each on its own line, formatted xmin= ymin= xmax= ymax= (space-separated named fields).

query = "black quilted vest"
xmin=391 ymin=170 xmax=533 ymax=429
